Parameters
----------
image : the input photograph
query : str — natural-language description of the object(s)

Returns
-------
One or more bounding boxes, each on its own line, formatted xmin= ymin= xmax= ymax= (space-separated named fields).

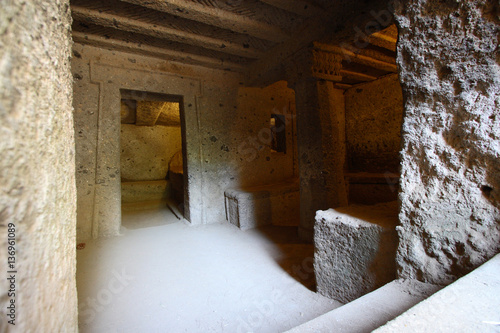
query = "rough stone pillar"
xmin=288 ymin=48 xmax=348 ymax=242
xmin=0 ymin=0 xmax=78 ymax=331
xmin=394 ymin=0 xmax=500 ymax=284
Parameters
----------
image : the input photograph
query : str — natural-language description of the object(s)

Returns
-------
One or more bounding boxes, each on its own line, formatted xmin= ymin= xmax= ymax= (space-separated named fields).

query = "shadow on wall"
xmin=168 ymin=150 xmax=184 ymax=213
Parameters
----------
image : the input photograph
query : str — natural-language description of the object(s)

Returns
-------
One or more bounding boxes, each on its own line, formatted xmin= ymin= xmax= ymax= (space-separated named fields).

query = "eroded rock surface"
xmin=315 ymin=201 xmax=399 ymax=303
xmin=394 ymin=0 xmax=500 ymax=284
xmin=0 ymin=0 xmax=78 ymax=331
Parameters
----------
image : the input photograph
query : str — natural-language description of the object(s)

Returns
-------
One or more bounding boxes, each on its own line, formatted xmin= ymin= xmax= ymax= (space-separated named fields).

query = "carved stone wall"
xmin=394 ymin=0 xmax=500 ymax=284
xmin=0 ymin=0 xmax=78 ymax=331
xmin=72 ymin=44 xmax=298 ymax=241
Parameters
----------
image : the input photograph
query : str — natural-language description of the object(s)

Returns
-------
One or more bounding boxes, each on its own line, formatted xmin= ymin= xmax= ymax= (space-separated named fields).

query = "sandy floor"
xmin=76 ymin=207 xmax=340 ymax=333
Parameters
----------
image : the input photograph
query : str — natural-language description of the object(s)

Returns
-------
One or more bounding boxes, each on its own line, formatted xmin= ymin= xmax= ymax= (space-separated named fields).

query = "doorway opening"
xmin=120 ymin=89 xmax=185 ymax=220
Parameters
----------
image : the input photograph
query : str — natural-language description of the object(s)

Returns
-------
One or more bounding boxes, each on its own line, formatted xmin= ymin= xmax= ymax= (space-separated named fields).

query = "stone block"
xmin=314 ymin=201 xmax=399 ymax=303
xmin=225 ymin=179 xmax=299 ymax=230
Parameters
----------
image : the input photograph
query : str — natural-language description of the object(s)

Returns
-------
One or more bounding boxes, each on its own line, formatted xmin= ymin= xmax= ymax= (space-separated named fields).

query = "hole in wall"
xmin=481 ymin=185 xmax=493 ymax=198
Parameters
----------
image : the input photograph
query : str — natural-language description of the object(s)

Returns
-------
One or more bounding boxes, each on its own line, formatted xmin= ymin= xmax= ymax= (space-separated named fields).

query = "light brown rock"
xmin=0 ymin=0 xmax=78 ymax=331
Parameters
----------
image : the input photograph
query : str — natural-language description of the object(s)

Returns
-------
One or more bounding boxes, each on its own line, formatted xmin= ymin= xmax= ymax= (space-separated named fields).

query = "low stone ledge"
xmin=314 ymin=201 xmax=399 ymax=303
xmin=374 ymin=254 xmax=500 ymax=332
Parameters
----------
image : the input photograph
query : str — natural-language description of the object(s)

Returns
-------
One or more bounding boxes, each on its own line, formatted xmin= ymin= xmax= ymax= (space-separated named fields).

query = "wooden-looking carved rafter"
xmin=259 ymin=0 xmax=324 ymax=17
xmin=119 ymin=0 xmax=291 ymax=42
xmin=72 ymin=31 xmax=246 ymax=71
xmin=70 ymin=0 xmax=398 ymax=84
xmin=314 ymin=42 xmax=397 ymax=73
xmin=72 ymin=5 xmax=263 ymax=59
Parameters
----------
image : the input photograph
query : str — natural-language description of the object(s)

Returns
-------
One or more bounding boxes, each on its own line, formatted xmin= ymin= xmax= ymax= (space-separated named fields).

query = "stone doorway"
xmin=120 ymin=90 xmax=185 ymax=218
xmin=87 ymin=63 xmax=204 ymax=238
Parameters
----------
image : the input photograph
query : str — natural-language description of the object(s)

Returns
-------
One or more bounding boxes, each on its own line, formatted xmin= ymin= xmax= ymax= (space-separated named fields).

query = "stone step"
xmin=284 ymin=279 xmax=440 ymax=333
xmin=375 ymin=254 xmax=500 ymax=333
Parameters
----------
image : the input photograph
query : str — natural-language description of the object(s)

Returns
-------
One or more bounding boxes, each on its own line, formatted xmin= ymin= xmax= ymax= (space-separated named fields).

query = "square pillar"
xmin=287 ymin=48 xmax=348 ymax=242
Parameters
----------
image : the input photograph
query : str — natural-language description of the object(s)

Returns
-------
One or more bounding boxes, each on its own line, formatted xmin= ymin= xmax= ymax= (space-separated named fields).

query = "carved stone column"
xmin=287 ymin=47 xmax=348 ymax=242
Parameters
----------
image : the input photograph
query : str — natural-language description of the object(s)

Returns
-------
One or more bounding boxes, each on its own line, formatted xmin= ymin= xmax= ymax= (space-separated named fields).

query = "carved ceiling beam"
xmin=72 ymin=6 xmax=262 ymax=59
xmin=259 ymin=0 xmax=324 ymax=17
xmin=120 ymin=0 xmax=290 ymax=42
xmin=72 ymin=31 xmax=246 ymax=71
xmin=314 ymin=42 xmax=397 ymax=72
xmin=340 ymin=70 xmax=377 ymax=82
xmin=366 ymin=32 xmax=397 ymax=52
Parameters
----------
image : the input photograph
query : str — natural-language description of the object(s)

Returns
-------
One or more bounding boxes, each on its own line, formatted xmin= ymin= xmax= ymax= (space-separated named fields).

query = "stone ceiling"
xmin=71 ymin=0 xmax=397 ymax=88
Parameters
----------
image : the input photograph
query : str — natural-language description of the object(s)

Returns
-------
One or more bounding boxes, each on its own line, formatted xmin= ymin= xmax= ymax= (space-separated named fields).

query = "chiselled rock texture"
xmin=394 ymin=0 xmax=500 ymax=284
xmin=0 ymin=0 xmax=78 ymax=331
xmin=121 ymin=180 xmax=171 ymax=203
xmin=315 ymin=202 xmax=399 ymax=303
xmin=344 ymin=74 xmax=403 ymax=205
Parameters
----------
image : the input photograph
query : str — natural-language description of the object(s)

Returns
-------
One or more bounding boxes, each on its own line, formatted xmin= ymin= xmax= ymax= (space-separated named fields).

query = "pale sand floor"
xmin=76 ymin=206 xmax=340 ymax=333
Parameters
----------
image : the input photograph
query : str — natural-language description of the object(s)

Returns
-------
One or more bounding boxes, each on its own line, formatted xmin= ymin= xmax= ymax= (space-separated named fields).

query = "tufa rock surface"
xmin=394 ymin=0 xmax=500 ymax=284
xmin=314 ymin=201 xmax=399 ymax=303
xmin=0 ymin=0 xmax=78 ymax=331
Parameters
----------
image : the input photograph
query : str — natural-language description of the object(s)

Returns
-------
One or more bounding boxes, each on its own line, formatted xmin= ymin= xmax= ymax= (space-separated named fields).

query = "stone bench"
xmin=224 ymin=179 xmax=299 ymax=230
xmin=314 ymin=201 xmax=399 ymax=303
